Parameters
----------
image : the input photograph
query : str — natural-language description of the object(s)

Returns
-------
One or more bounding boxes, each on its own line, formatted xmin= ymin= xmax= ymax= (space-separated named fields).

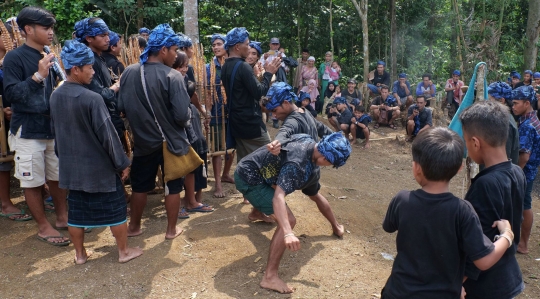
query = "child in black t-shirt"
xmin=297 ymin=91 xmax=317 ymax=118
xmin=382 ymin=127 xmax=514 ymax=299
xmin=350 ymin=105 xmax=371 ymax=148
xmin=459 ymin=101 xmax=525 ymax=299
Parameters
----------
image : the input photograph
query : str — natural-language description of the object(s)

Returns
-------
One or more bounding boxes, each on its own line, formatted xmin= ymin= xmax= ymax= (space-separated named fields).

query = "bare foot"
xmin=165 ymin=226 xmax=184 ymax=240
xmin=127 ymin=227 xmax=143 ymax=237
xmin=248 ymin=209 xmax=275 ymax=223
xmin=213 ymin=185 xmax=225 ymax=198
xmin=260 ymin=276 xmax=295 ymax=294
xmin=119 ymin=247 xmax=143 ymax=263
xmin=333 ymin=224 xmax=345 ymax=238
xmin=74 ymin=250 xmax=93 ymax=265
xmin=517 ymin=243 xmax=529 ymax=254
xmin=221 ymin=175 xmax=235 ymax=184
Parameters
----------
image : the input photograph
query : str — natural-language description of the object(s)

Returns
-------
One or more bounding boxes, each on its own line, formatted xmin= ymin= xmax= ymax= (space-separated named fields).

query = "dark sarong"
xmin=67 ymin=176 xmax=127 ymax=228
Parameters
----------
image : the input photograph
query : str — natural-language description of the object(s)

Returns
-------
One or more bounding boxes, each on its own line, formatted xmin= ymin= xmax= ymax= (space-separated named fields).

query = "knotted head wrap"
xmin=224 ymin=27 xmax=249 ymax=50
xmin=398 ymin=73 xmax=407 ymax=78
xmin=452 ymin=70 xmax=461 ymax=76
xmin=140 ymin=24 xmax=180 ymax=64
xmin=510 ymin=71 xmax=521 ymax=80
xmin=316 ymin=132 xmax=351 ymax=168
xmin=488 ymin=81 xmax=512 ymax=100
xmin=524 ymin=70 xmax=533 ymax=76
xmin=265 ymin=82 xmax=297 ymax=110
xmin=139 ymin=27 xmax=150 ymax=34
xmin=377 ymin=60 xmax=386 ymax=67
xmin=512 ymin=85 xmax=536 ymax=102
xmin=109 ymin=31 xmax=120 ymax=47
xmin=61 ymin=40 xmax=94 ymax=70
xmin=534 ymin=72 xmax=540 ymax=79
xmin=177 ymin=33 xmax=193 ymax=48
xmin=298 ymin=91 xmax=311 ymax=103
xmin=249 ymin=41 xmax=262 ymax=56
xmin=211 ymin=33 xmax=226 ymax=44
xmin=333 ymin=97 xmax=347 ymax=105
xmin=74 ymin=18 xmax=109 ymax=43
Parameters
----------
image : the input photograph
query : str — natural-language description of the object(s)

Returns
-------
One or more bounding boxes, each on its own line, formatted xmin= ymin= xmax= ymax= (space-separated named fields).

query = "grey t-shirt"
xmin=118 ymin=62 xmax=191 ymax=157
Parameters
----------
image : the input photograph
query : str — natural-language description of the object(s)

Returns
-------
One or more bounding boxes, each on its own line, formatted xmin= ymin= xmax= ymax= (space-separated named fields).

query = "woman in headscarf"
xmin=299 ymin=56 xmax=318 ymax=89
xmin=318 ymin=51 xmax=333 ymax=94
xmin=300 ymin=79 xmax=319 ymax=110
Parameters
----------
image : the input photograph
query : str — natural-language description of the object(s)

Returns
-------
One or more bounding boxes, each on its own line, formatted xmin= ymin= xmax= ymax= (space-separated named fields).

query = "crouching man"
xmin=234 ymin=133 xmax=351 ymax=293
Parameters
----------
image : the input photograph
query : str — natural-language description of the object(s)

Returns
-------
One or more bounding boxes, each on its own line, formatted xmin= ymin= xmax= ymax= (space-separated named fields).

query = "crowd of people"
xmin=0 ymin=5 xmax=539 ymax=297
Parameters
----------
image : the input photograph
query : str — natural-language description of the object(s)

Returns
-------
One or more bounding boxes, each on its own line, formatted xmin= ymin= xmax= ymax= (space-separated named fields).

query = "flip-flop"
xmin=0 ymin=209 xmax=33 ymax=221
xmin=36 ymin=235 xmax=70 ymax=246
xmin=44 ymin=199 xmax=55 ymax=212
xmin=56 ymin=226 xmax=93 ymax=233
xmin=178 ymin=207 xmax=190 ymax=219
xmin=186 ymin=204 xmax=214 ymax=213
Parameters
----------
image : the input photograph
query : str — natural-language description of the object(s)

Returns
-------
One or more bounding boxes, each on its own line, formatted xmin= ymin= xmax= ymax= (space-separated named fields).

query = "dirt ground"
xmin=1 ymin=123 xmax=539 ymax=299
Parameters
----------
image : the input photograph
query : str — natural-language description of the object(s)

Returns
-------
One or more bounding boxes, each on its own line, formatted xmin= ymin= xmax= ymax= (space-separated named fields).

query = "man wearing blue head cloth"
xmin=487 ymin=81 xmax=519 ymax=165
xmin=368 ymin=60 xmax=390 ymax=95
xmin=74 ymin=17 xmax=125 ymax=139
xmin=391 ymin=73 xmax=413 ymax=110
xmin=119 ymin=23 xmax=190 ymax=240
xmin=510 ymin=71 xmax=523 ymax=89
xmin=235 ymin=132 xmax=351 ymax=294
xmin=50 ymin=40 xmax=142 ymax=264
xmin=415 ymin=73 xmax=436 ymax=106
xmin=511 ymin=85 xmax=540 ymax=255
xmin=205 ymin=33 xmax=235 ymax=198
xmin=264 ymin=82 xmax=344 ymax=237
xmin=221 ymin=27 xmax=281 ymax=186
xmin=102 ymin=31 xmax=125 ymax=76
xmin=139 ymin=27 xmax=150 ymax=40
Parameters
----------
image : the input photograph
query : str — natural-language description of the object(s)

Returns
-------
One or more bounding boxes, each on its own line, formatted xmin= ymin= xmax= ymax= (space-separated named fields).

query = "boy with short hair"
xmin=459 ymin=101 xmax=524 ymax=299
xmin=511 ymin=85 xmax=540 ymax=254
xmin=382 ymin=127 xmax=514 ymax=299
xmin=350 ymin=105 xmax=371 ymax=148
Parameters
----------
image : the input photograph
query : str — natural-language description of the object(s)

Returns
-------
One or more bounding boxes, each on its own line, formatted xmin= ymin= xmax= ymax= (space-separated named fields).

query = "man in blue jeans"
xmin=368 ymin=60 xmax=390 ymax=95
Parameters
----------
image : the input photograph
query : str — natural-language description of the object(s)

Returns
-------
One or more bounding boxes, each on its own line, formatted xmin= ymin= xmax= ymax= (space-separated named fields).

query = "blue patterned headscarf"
xmin=109 ymin=31 xmax=120 ymax=47
xmin=488 ymin=81 xmax=512 ymax=100
xmin=211 ymin=33 xmax=226 ymax=44
xmin=316 ymin=132 xmax=351 ymax=168
xmin=524 ymin=70 xmax=533 ymax=76
xmin=61 ymin=40 xmax=94 ymax=70
xmin=333 ymin=97 xmax=347 ymax=104
xmin=265 ymin=82 xmax=297 ymax=110
xmin=140 ymin=24 xmax=181 ymax=64
xmin=377 ymin=60 xmax=386 ymax=67
xmin=298 ymin=91 xmax=311 ymax=103
xmin=224 ymin=27 xmax=249 ymax=50
xmin=534 ymin=72 xmax=540 ymax=79
xmin=510 ymin=71 xmax=521 ymax=80
xmin=177 ymin=33 xmax=193 ymax=48
xmin=74 ymin=18 xmax=109 ymax=43
xmin=249 ymin=41 xmax=262 ymax=56
xmin=398 ymin=73 xmax=407 ymax=78
xmin=139 ymin=27 xmax=150 ymax=34
xmin=512 ymin=85 xmax=536 ymax=102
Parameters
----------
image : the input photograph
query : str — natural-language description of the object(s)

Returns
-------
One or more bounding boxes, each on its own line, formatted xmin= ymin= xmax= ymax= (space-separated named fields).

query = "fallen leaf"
xmin=254 ymin=257 xmax=262 ymax=263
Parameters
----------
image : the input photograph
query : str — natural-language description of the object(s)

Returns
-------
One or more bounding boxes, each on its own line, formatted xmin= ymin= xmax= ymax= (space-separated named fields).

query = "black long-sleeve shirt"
xmin=221 ymin=57 xmax=273 ymax=139
xmin=3 ymin=44 xmax=58 ymax=139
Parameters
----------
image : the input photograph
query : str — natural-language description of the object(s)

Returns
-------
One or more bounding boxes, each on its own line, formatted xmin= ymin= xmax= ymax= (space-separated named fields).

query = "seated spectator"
xmin=328 ymin=97 xmax=353 ymax=134
xmin=350 ymin=105 xmax=371 ymax=148
xmin=444 ymin=70 xmax=464 ymax=112
xmin=392 ymin=73 xmax=413 ymax=110
xmin=297 ymin=91 xmax=317 ymax=118
xmin=341 ymin=78 xmax=363 ymax=111
xmin=370 ymin=85 xmax=400 ymax=130
xmin=406 ymin=96 xmax=432 ymax=142
xmin=523 ymin=70 xmax=533 ymax=86
xmin=415 ymin=73 xmax=436 ymax=106
xmin=367 ymin=60 xmax=390 ymax=95
xmin=300 ymin=79 xmax=319 ymax=110
xmin=510 ymin=71 xmax=524 ymax=89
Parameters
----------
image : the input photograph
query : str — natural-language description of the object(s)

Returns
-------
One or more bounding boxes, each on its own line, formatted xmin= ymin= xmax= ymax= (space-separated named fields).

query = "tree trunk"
xmin=524 ymin=0 xmax=540 ymax=70
xmin=137 ymin=0 xmax=143 ymax=29
xmin=351 ymin=0 xmax=369 ymax=105
xmin=329 ymin=0 xmax=334 ymax=55
xmin=390 ymin=0 xmax=397 ymax=82
xmin=184 ymin=0 xmax=199 ymax=43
